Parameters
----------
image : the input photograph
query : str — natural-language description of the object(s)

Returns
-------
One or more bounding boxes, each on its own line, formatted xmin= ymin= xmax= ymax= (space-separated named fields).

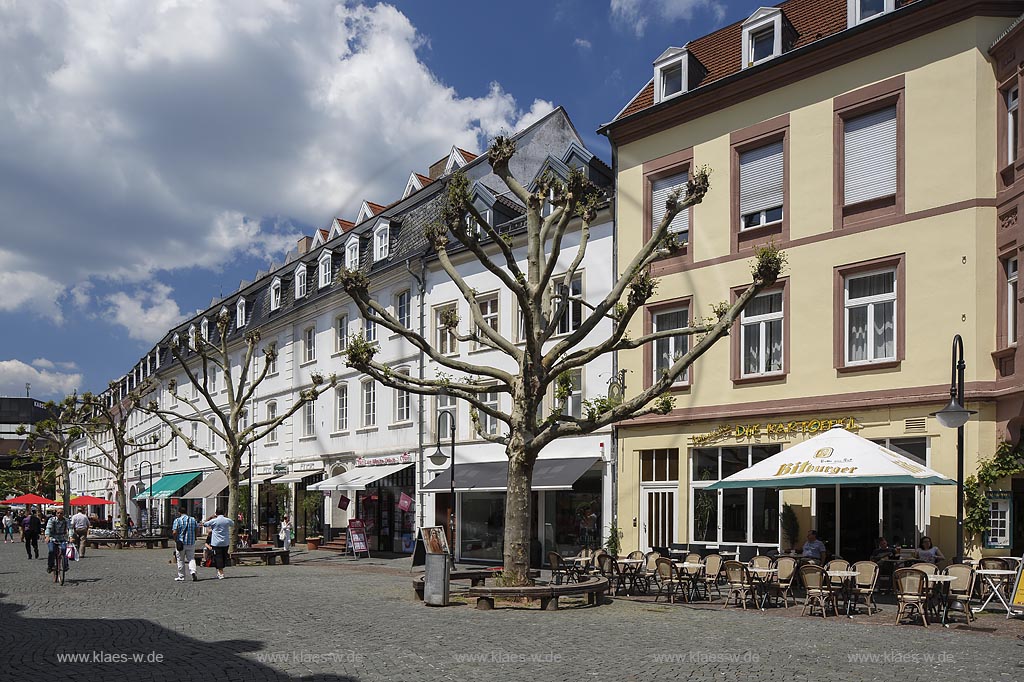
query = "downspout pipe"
xmin=406 ymin=253 xmax=429 ymax=529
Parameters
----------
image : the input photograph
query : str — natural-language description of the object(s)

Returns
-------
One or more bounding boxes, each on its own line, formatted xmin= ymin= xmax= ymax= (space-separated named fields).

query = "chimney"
xmin=297 ymin=236 xmax=313 ymax=255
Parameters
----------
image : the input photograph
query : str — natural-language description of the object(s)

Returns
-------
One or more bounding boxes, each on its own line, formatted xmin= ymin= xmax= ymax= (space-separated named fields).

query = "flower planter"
xmin=306 ymin=537 xmax=322 ymax=550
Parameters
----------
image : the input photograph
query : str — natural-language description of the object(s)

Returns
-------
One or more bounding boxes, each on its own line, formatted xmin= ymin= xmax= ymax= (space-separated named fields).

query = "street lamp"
xmin=430 ymin=410 xmax=456 ymax=565
xmin=139 ymin=459 xmax=155 ymax=537
xmin=929 ymin=334 xmax=977 ymax=562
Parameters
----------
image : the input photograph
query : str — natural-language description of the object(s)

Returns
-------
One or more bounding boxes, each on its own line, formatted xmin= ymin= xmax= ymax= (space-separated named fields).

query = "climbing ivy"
xmin=963 ymin=440 xmax=1024 ymax=539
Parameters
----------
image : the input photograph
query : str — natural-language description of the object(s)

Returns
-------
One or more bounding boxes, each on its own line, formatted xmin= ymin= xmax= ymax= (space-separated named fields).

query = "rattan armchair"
xmin=722 ymin=560 xmax=757 ymax=610
xmin=848 ymin=561 xmax=880 ymax=614
xmin=893 ymin=567 xmax=930 ymax=626
xmin=943 ymin=563 xmax=975 ymax=623
xmin=800 ymin=564 xmax=838 ymax=618
xmin=654 ymin=557 xmax=686 ymax=604
xmin=702 ymin=553 xmax=723 ymax=600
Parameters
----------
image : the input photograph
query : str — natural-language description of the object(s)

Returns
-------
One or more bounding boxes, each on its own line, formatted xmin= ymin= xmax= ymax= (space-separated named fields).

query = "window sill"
xmin=836 ymin=360 xmax=901 ymax=374
xmin=992 ymin=346 xmax=1016 ymax=360
xmin=389 ymin=421 xmax=414 ymax=430
xmin=732 ymin=372 xmax=786 ymax=386
xmin=298 ymin=435 xmax=317 ymax=442
xmin=299 ymin=359 xmax=317 ymax=368
xmin=840 ymin=194 xmax=897 ymax=229
xmin=332 ymin=350 xmax=347 ymax=358
xmin=264 ymin=441 xmax=279 ymax=447
xmin=329 ymin=431 xmax=350 ymax=438
xmin=356 ymin=426 xmax=378 ymax=434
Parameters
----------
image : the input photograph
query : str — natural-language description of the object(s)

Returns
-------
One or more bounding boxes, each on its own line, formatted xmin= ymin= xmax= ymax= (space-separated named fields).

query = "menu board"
xmin=347 ymin=519 xmax=369 ymax=558
xmin=1010 ymin=563 xmax=1024 ymax=615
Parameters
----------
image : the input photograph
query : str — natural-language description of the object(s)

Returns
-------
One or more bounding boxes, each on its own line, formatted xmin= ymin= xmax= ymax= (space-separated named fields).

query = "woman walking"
xmin=279 ymin=515 xmax=293 ymax=551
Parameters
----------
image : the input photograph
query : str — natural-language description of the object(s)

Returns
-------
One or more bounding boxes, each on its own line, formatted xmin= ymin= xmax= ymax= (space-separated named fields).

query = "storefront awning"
xmin=423 ymin=457 xmax=600 ymax=493
xmin=272 ymin=467 xmax=325 ymax=485
xmin=308 ymin=463 xmax=412 ymax=491
xmin=241 ymin=472 xmax=280 ymax=486
xmin=133 ymin=471 xmax=202 ymax=500
xmin=179 ymin=470 xmax=228 ymax=500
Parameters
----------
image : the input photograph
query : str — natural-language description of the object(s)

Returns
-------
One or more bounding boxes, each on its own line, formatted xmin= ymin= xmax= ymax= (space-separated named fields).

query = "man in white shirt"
xmin=801 ymin=530 xmax=827 ymax=561
xmin=70 ymin=510 xmax=90 ymax=557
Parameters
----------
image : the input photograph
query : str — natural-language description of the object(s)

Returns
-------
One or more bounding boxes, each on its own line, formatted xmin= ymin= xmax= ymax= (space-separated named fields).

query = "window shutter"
xmin=739 ymin=141 xmax=784 ymax=216
xmin=651 ymin=171 xmax=690 ymax=238
xmin=844 ymin=105 xmax=897 ymax=205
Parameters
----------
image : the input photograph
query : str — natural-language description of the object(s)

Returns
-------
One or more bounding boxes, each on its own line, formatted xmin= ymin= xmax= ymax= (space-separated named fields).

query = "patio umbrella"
xmin=69 ymin=495 xmax=114 ymax=506
xmin=706 ymin=426 xmax=955 ymax=490
xmin=1 ymin=493 xmax=56 ymax=505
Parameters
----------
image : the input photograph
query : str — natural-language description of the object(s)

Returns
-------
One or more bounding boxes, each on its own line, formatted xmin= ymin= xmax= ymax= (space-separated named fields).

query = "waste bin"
xmin=423 ymin=552 xmax=451 ymax=606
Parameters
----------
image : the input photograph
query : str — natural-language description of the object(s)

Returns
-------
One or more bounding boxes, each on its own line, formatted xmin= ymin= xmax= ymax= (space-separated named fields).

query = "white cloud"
xmin=610 ymin=0 xmax=726 ymax=38
xmin=104 ymin=283 xmax=185 ymax=344
xmin=574 ymin=38 xmax=592 ymax=50
xmin=0 ymin=1 xmax=553 ymax=321
xmin=0 ymin=359 xmax=82 ymax=399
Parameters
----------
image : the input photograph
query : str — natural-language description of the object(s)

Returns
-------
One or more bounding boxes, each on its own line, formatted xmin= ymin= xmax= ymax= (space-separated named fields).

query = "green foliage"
xmin=343 ymin=334 xmax=378 ymax=369
xmin=604 ymin=524 xmax=622 ymax=557
xmin=554 ymin=371 xmax=573 ymax=405
xmin=627 ymin=270 xmax=656 ymax=308
xmin=780 ymin=503 xmax=800 ymax=549
xmin=487 ymin=135 xmax=516 ymax=171
xmin=751 ymin=241 xmax=787 ymax=285
xmin=438 ymin=306 xmax=460 ymax=330
xmin=964 ymin=440 xmax=1024 ymax=540
xmin=652 ymin=394 xmax=675 ymax=415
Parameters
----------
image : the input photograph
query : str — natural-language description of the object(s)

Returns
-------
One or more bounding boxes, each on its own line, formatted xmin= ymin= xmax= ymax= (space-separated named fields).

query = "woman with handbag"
xmin=279 ymin=515 xmax=293 ymax=551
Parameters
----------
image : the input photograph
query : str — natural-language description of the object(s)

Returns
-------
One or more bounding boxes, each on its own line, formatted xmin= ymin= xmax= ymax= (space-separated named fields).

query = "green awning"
xmin=133 ymin=471 xmax=202 ymax=500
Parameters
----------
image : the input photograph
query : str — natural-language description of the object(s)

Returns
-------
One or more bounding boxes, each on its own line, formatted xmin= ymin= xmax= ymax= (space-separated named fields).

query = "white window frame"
xmin=1009 ymin=86 xmax=1020 ymax=164
xmin=741 ymin=9 xmax=782 ymax=68
xmin=362 ymin=380 xmax=376 ymax=428
xmin=364 ymin=317 xmax=376 ymax=343
xmin=739 ymin=141 xmax=784 ymax=231
xmin=303 ymin=325 xmax=316 ymax=364
xmin=200 ymin=318 xmax=209 ymax=342
xmin=190 ymin=422 xmax=199 ymax=448
xmin=345 ymin=238 xmax=359 ymax=269
xmin=266 ymin=401 xmax=278 ymax=443
xmin=844 ymin=268 xmax=897 ymax=365
xmin=435 ymin=303 xmax=459 ymax=355
xmin=207 ymin=418 xmax=217 ymax=450
xmin=987 ymin=497 xmax=1011 ymax=548
xmin=187 ymin=325 xmax=197 ymax=351
xmin=396 ymin=290 xmax=411 ymax=329
xmin=270 ymin=277 xmax=282 ymax=311
xmin=335 ymin=314 xmax=348 ymax=353
xmin=335 ymin=384 xmax=349 ymax=432
xmin=207 ymin=364 xmax=217 ymax=394
xmin=477 ymin=293 xmax=499 ymax=348
xmin=236 ymin=297 xmax=246 ymax=328
xmin=554 ymin=273 xmax=583 ymax=336
xmin=559 ymin=369 xmax=583 ymax=420
xmin=1009 ymin=256 xmax=1019 ymax=347
xmin=740 ymin=291 xmax=784 ymax=377
xmin=394 ymin=368 xmax=411 ymax=423
xmin=294 ymin=264 xmax=307 ymax=300
xmin=654 ymin=51 xmax=687 ymax=104
xmin=479 ymin=387 xmax=500 ymax=436
xmin=466 ymin=209 xmax=492 ymax=239
xmin=847 ymin=0 xmax=895 ymax=27
xmin=373 ymin=224 xmax=389 ymax=261
xmin=302 ymin=400 xmax=315 ymax=437
xmin=437 ymin=393 xmax=457 ymax=437
xmin=318 ymin=250 xmax=333 ymax=288
xmin=265 ymin=345 xmax=278 ymax=375
xmin=689 ymin=445 xmax=783 ymax=547
xmin=653 ymin=306 xmax=690 ymax=384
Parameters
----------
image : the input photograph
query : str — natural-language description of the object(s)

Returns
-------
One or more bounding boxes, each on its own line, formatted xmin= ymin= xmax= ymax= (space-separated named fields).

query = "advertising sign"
xmin=347 ymin=519 xmax=369 ymax=557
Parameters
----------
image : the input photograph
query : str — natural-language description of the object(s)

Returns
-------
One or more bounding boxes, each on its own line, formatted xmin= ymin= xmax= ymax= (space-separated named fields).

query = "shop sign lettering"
xmin=689 ymin=417 xmax=859 ymax=447
xmin=356 ymin=452 xmax=413 ymax=467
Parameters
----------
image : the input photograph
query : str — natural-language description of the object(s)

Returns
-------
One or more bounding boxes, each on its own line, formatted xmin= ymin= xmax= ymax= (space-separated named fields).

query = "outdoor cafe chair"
xmin=654 ymin=557 xmax=686 ymax=604
xmin=701 ymin=553 xmax=723 ymax=600
xmin=547 ymin=551 xmax=577 ymax=585
xmin=771 ymin=556 xmax=798 ymax=608
xmin=848 ymin=561 xmax=880 ymax=615
xmin=598 ymin=554 xmax=629 ymax=596
xmin=977 ymin=557 xmax=1010 ymax=601
xmin=588 ymin=548 xmax=608 ymax=576
xmin=683 ymin=552 xmax=702 ymax=565
xmin=799 ymin=564 xmax=838 ymax=618
xmin=943 ymin=563 xmax=975 ymax=624
xmin=626 ymin=550 xmax=645 ymax=561
xmin=825 ymin=558 xmax=850 ymax=588
xmin=750 ymin=555 xmax=773 ymax=569
xmin=722 ymin=560 xmax=757 ymax=610
xmin=893 ymin=568 xmax=930 ymax=626
xmin=910 ymin=562 xmax=937 ymax=576
xmin=634 ymin=551 xmax=661 ymax=593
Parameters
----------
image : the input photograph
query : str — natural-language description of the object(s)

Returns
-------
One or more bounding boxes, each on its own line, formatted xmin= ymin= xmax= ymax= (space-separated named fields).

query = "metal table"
xmin=973 ymin=569 xmax=1018 ymax=617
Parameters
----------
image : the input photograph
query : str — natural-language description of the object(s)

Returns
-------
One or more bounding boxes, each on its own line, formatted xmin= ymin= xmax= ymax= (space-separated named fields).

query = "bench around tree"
xmin=468 ymin=576 xmax=609 ymax=611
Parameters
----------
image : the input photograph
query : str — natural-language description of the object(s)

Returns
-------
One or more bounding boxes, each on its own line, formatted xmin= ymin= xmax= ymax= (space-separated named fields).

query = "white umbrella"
xmin=706 ymin=426 xmax=955 ymax=490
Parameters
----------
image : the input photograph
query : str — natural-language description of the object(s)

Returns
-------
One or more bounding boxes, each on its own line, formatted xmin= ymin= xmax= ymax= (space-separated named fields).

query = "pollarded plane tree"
xmin=139 ymin=310 xmax=337 ymax=548
xmin=18 ymin=394 xmax=85 ymax=516
xmin=340 ymin=136 xmax=785 ymax=586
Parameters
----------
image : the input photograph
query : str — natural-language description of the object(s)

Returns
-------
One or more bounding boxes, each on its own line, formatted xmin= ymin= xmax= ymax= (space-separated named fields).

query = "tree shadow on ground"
xmin=0 ymin=593 xmax=358 ymax=681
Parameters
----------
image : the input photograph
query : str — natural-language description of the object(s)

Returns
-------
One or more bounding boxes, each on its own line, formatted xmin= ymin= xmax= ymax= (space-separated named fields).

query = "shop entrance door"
xmin=641 ymin=485 xmax=677 ymax=551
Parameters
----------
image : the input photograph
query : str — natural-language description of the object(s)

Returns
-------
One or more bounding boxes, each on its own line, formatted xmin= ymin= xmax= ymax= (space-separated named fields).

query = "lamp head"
xmin=930 ymin=398 xmax=975 ymax=429
xmin=429 ymin=446 xmax=449 ymax=467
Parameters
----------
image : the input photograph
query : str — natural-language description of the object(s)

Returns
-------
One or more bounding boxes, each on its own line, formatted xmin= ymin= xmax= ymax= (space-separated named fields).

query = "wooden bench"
xmin=467 ymin=576 xmax=609 ymax=611
xmin=229 ymin=549 xmax=290 ymax=565
xmin=84 ymin=537 xmax=170 ymax=550
xmin=412 ymin=569 xmax=540 ymax=600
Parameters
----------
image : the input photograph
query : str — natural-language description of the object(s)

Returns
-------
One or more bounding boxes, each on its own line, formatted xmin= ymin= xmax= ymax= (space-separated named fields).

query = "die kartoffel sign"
xmin=689 ymin=417 xmax=860 ymax=447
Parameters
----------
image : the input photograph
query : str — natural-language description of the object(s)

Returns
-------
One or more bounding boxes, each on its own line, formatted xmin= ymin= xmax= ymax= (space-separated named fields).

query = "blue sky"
xmin=0 ymin=0 xmax=758 ymax=399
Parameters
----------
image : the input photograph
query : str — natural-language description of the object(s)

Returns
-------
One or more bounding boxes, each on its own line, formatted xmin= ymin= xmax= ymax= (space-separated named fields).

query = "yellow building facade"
xmin=603 ymin=0 xmax=1024 ymax=562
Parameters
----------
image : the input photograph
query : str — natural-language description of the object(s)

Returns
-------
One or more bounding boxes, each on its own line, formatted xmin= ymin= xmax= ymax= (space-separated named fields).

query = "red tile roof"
xmin=366 ymin=202 xmax=386 ymax=215
xmin=415 ymin=173 xmax=432 ymax=186
xmin=335 ymin=218 xmax=355 ymax=233
xmin=456 ymin=147 xmax=478 ymax=162
xmin=615 ymin=0 xmax=919 ymax=122
xmin=318 ymin=228 xmax=329 ymax=241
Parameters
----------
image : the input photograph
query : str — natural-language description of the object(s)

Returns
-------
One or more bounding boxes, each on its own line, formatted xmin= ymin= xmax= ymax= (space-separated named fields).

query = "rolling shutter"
xmin=739 ymin=141 xmax=784 ymax=217
xmin=844 ymin=105 xmax=897 ymax=205
xmin=651 ymin=171 xmax=690 ymax=239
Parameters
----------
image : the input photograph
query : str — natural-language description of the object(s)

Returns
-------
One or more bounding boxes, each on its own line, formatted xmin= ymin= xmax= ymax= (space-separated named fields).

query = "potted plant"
xmin=300 ymin=494 xmax=323 ymax=549
xmin=604 ymin=524 xmax=622 ymax=558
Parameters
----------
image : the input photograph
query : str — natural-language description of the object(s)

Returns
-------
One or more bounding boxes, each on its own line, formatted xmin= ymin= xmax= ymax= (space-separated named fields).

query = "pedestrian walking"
xmin=22 ymin=510 xmax=41 ymax=559
xmin=202 ymin=508 xmax=234 ymax=580
xmin=70 ymin=509 xmax=90 ymax=557
xmin=2 ymin=511 xmax=13 ymax=543
xmin=172 ymin=506 xmax=198 ymax=582
xmin=279 ymin=515 xmax=293 ymax=551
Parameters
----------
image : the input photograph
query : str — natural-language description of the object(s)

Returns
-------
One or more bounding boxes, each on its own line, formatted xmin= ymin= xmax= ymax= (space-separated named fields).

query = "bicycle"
xmin=50 ymin=539 xmax=69 ymax=586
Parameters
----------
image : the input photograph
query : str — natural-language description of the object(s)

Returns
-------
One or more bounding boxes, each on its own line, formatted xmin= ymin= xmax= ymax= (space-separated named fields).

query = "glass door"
xmin=641 ymin=485 xmax=677 ymax=551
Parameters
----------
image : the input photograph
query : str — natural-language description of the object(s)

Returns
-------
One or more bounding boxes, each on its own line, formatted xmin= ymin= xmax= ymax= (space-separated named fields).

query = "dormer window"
xmin=848 ymin=0 xmax=894 ymax=27
xmin=270 ymin=277 xmax=282 ymax=311
xmin=373 ymin=224 xmax=389 ymax=261
xmin=319 ymin=250 xmax=333 ymax=288
xmin=187 ymin=325 xmax=197 ymax=350
xmin=172 ymin=333 xmax=180 ymax=349
xmin=465 ymin=210 xmax=491 ymax=239
xmin=742 ymin=8 xmax=784 ymax=69
xmin=346 ymin=238 xmax=360 ymax=269
xmin=653 ymin=47 xmax=705 ymax=105
xmin=661 ymin=62 xmax=683 ymax=100
xmin=236 ymin=298 xmax=247 ymax=328
xmin=294 ymin=264 xmax=307 ymax=299
xmin=200 ymin=318 xmax=209 ymax=342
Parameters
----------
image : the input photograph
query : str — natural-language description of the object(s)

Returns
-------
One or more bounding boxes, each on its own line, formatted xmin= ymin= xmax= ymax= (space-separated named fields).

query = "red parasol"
xmin=69 ymin=495 xmax=114 ymax=506
xmin=2 ymin=494 xmax=56 ymax=505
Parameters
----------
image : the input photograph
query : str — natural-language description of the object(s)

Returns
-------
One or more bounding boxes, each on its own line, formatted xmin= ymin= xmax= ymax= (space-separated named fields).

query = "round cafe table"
xmin=926 ymin=574 xmax=957 ymax=624
xmin=672 ymin=561 xmax=705 ymax=600
xmin=748 ymin=567 xmax=778 ymax=609
xmin=827 ymin=570 xmax=861 ymax=615
xmin=616 ymin=558 xmax=645 ymax=594
xmin=974 ymin=569 xmax=1018 ymax=617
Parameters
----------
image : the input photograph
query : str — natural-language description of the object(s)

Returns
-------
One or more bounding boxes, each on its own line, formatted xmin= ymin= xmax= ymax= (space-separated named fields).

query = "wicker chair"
xmin=750 ymin=555 xmax=773 ymax=569
xmin=978 ymin=557 xmax=1010 ymax=603
xmin=684 ymin=552 xmax=702 ymax=565
xmin=771 ymin=556 xmax=798 ymax=608
xmin=800 ymin=564 xmax=838 ymax=618
xmin=597 ymin=554 xmax=627 ymax=596
xmin=588 ymin=548 xmax=608 ymax=576
xmin=547 ymin=551 xmax=576 ymax=585
xmin=626 ymin=550 xmax=645 ymax=561
xmin=722 ymin=560 xmax=757 ymax=610
xmin=654 ymin=557 xmax=686 ymax=603
xmin=848 ymin=561 xmax=880 ymax=615
xmin=702 ymin=553 xmax=723 ymax=600
xmin=893 ymin=567 xmax=930 ymax=626
xmin=910 ymin=562 xmax=937 ymax=576
xmin=943 ymin=563 xmax=975 ymax=623
xmin=635 ymin=551 xmax=661 ymax=593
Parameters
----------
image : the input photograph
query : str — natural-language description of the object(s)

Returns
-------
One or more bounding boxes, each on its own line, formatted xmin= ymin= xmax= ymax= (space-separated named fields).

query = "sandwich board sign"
xmin=1009 ymin=561 xmax=1024 ymax=618
xmin=347 ymin=519 xmax=370 ymax=559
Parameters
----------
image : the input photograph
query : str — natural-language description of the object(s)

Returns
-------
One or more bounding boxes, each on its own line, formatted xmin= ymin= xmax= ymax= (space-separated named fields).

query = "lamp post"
xmin=929 ymin=334 xmax=977 ymax=562
xmin=248 ymin=446 xmax=254 ymax=543
xmin=429 ymin=411 xmax=457 ymax=566
xmin=139 ymin=459 xmax=154 ymax=537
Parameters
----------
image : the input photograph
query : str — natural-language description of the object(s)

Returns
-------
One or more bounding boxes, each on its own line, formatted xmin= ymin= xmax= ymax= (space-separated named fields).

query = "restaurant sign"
xmin=356 ymin=453 xmax=413 ymax=467
xmin=689 ymin=417 xmax=860 ymax=447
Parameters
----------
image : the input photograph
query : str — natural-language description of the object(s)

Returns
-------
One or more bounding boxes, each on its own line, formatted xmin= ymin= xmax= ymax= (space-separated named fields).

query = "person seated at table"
xmin=870 ymin=537 xmax=896 ymax=562
xmin=916 ymin=536 xmax=945 ymax=564
xmin=801 ymin=530 xmax=827 ymax=561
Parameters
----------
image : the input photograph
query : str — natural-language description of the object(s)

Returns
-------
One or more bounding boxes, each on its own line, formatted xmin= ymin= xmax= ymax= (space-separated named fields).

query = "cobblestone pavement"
xmin=1 ymin=544 xmax=1023 ymax=682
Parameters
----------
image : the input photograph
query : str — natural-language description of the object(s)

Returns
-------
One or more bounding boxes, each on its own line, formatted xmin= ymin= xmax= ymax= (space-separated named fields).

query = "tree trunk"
xmin=115 ymin=472 xmax=128 ymax=538
xmin=60 ymin=458 xmax=72 ymax=517
xmin=226 ymin=450 xmax=241 ymax=551
xmin=502 ymin=444 xmax=536 ymax=586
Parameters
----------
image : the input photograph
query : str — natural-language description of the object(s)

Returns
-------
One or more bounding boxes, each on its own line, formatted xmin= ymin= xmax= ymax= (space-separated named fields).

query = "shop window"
xmin=689 ymin=445 xmax=781 ymax=546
